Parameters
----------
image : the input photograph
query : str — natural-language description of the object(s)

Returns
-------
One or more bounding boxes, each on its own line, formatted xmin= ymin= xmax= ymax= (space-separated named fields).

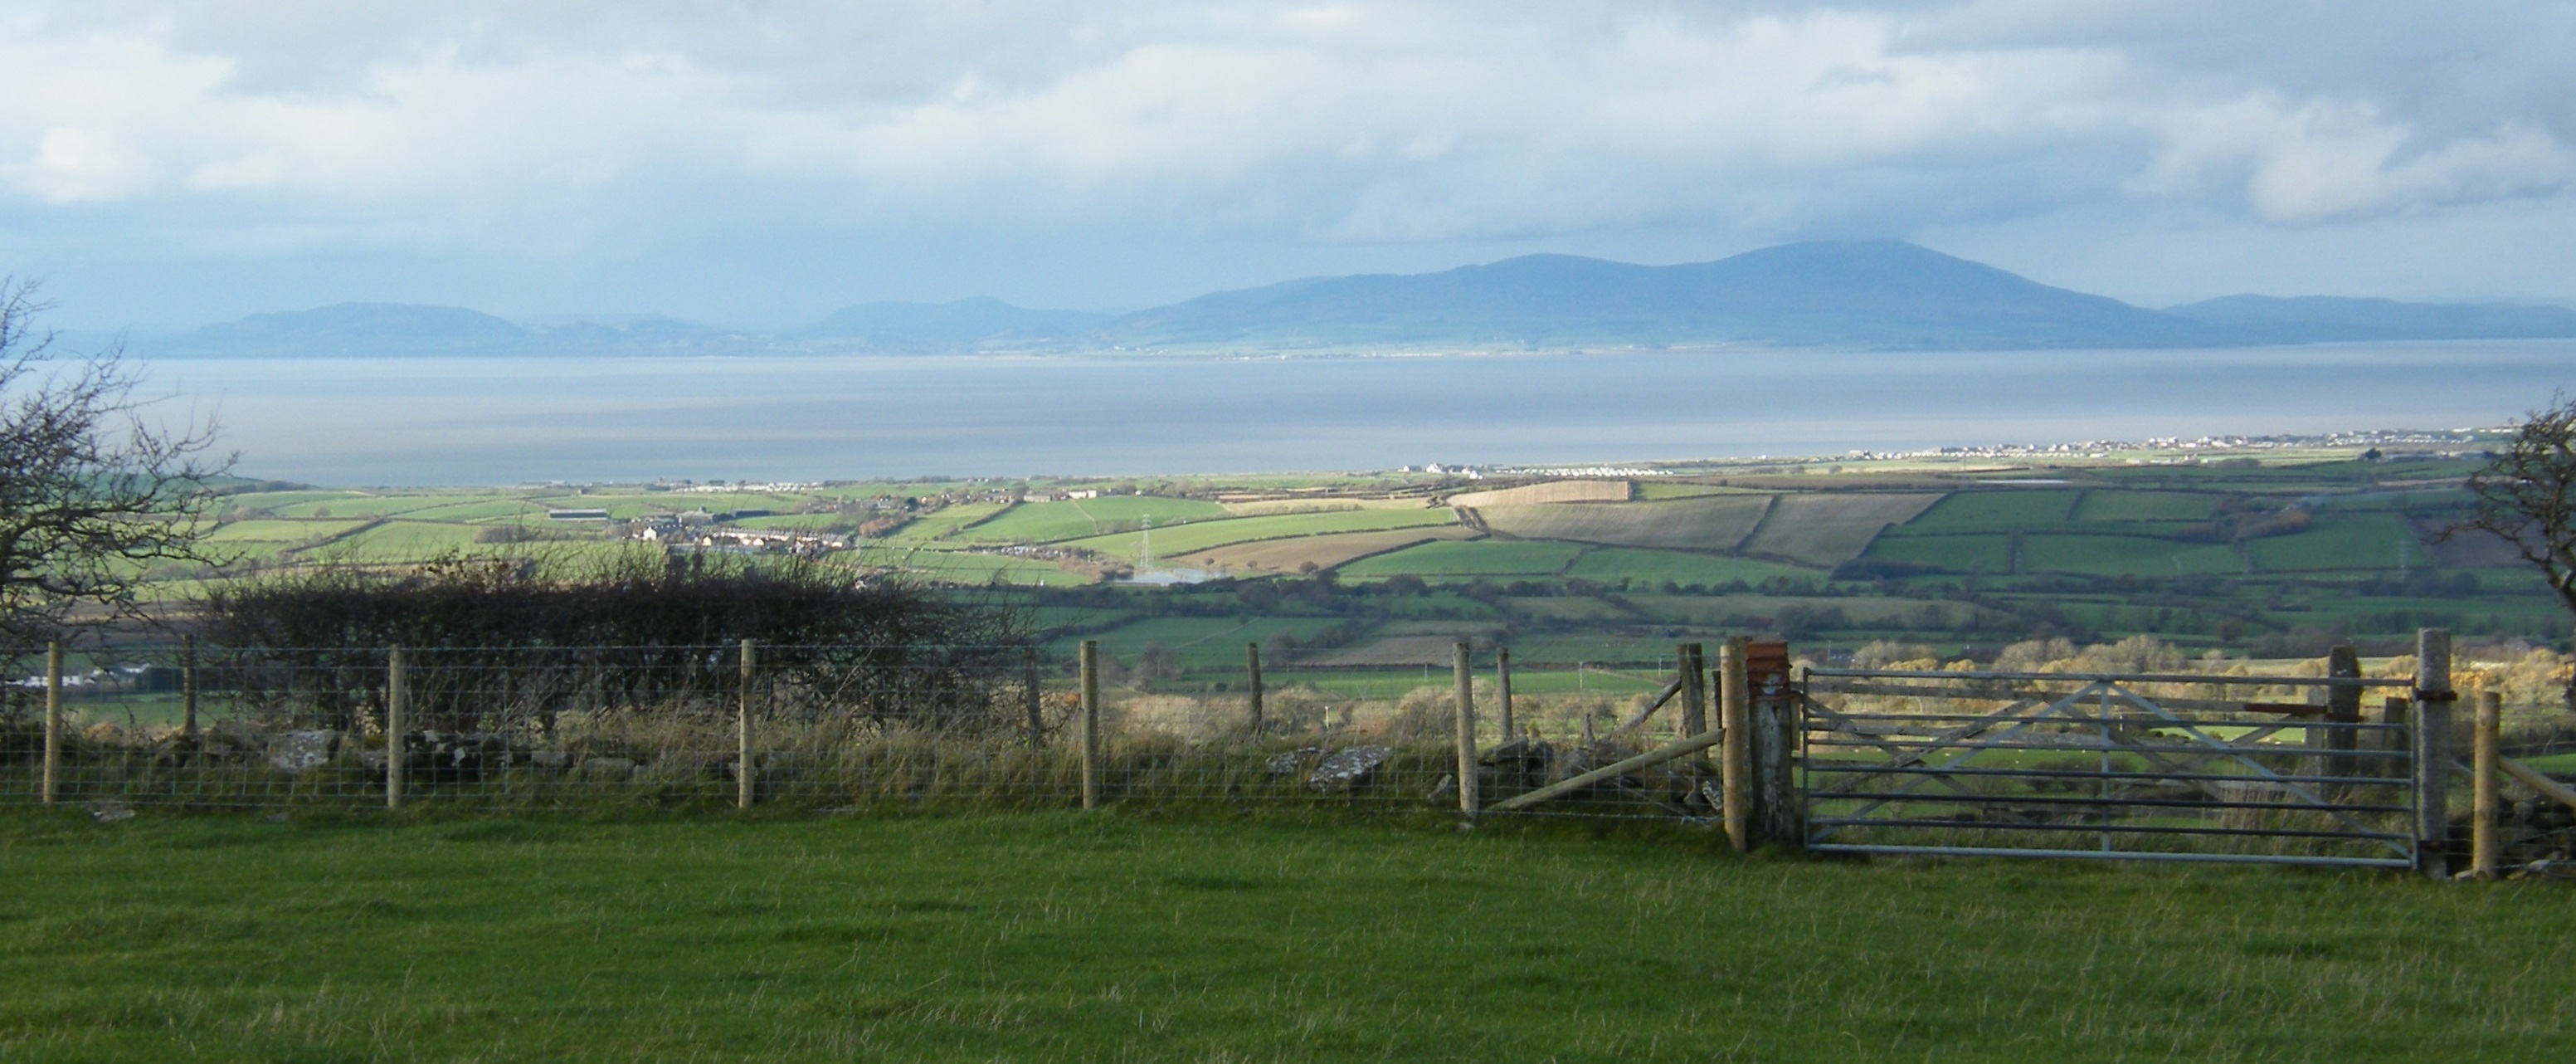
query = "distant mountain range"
xmin=123 ymin=241 xmax=2576 ymax=358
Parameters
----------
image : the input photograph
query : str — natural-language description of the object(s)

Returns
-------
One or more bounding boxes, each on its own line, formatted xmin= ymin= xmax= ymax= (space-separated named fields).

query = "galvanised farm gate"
xmin=1790 ymin=637 xmax=2452 ymax=871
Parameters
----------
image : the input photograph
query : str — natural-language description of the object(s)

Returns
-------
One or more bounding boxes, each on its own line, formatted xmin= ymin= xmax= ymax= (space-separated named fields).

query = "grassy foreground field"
xmin=2 ymin=809 xmax=2570 ymax=1062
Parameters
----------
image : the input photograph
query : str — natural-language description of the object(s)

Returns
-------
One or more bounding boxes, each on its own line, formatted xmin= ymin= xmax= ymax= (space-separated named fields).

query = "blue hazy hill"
xmin=129 ymin=241 xmax=2576 ymax=356
xmin=2165 ymin=295 xmax=2576 ymax=343
xmin=180 ymin=303 xmax=530 ymax=356
xmin=1099 ymin=241 xmax=2223 ymax=349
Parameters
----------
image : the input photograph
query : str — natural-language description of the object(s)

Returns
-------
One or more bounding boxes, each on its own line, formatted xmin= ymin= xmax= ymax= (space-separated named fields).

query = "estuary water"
xmin=140 ymin=340 xmax=2576 ymax=486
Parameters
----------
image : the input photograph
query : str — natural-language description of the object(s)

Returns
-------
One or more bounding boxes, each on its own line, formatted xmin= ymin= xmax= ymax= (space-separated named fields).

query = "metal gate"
xmin=1796 ymin=665 xmax=2426 ymax=867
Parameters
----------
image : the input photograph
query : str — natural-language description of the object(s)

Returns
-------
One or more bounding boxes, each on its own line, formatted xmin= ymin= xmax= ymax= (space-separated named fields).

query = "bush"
xmin=192 ymin=550 xmax=1025 ymax=733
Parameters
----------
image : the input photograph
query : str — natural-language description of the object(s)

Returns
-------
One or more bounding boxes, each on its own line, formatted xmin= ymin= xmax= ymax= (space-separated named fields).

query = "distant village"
xmin=547 ymin=483 xmax=1113 ymax=558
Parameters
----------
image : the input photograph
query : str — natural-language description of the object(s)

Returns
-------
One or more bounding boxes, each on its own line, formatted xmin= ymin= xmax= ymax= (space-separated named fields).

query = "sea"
xmin=138 ymin=340 xmax=2576 ymax=486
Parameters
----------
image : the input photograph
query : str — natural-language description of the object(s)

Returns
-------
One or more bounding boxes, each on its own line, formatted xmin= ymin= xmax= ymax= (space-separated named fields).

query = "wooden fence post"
xmin=2414 ymin=627 xmax=2452 ymax=879
xmin=1454 ymin=642 xmax=1478 ymax=816
xmin=1080 ymin=640 xmax=1101 ymax=811
xmin=1718 ymin=637 xmax=1751 ymax=852
xmin=2473 ymin=691 xmax=2501 ymax=881
xmin=1678 ymin=642 xmax=1707 ymax=739
xmin=386 ymin=646 xmax=405 ymax=810
xmin=738 ymin=638 xmax=756 ymax=811
xmin=1023 ymin=647 xmax=1044 ymax=746
xmin=181 ymin=634 xmax=199 ymax=744
xmin=2325 ymin=645 xmax=2361 ymax=797
xmin=1750 ymin=641 xmax=1803 ymax=848
xmin=1495 ymin=648 xmax=1514 ymax=739
xmin=1245 ymin=642 xmax=1264 ymax=735
xmin=41 ymin=642 xmax=61 ymax=805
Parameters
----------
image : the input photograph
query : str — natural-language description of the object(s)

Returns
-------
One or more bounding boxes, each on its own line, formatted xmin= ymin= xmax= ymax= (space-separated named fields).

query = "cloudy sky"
xmin=4 ymin=1 xmax=2574 ymax=330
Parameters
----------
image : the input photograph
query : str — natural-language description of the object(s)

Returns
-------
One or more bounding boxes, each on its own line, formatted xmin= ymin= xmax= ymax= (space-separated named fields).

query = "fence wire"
xmin=1 ymin=641 xmax=1714 ymax=819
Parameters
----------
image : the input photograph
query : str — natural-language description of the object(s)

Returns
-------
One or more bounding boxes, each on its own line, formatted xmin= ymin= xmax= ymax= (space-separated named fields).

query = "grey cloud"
xmin=1 ymin=1 xmax=2570 ymax=325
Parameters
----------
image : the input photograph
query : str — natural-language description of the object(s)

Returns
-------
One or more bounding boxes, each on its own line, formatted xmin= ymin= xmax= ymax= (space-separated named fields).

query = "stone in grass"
xmin=267 ymin=730 xmax=340 ymax=774
xmin=575 ymin=756 xmax=640 ymax=781
xmin=528 ymin=750 xmax=573 ymax=772
xmin=1307 ymin=744 xmax=1392 ymax=791
xmin=1265 ymin=747 xmax=1322 ymax=776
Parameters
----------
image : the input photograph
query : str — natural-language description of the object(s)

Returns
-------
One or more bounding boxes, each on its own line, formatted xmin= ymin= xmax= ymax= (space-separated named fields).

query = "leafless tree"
xmin=2461 ymin=395 xmax=2576 ymax=699
xmin=0 ymin=278 xmax=231 ymax=656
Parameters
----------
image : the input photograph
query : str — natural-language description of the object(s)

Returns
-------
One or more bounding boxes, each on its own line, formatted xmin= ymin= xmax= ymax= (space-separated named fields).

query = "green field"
xmin=964 ymin=497 xmax=1233 ymax=544
xmin=2247 ymin=513 xmax=2436 ymax=573
xmin=1859 ymin=530 xmax=2013 ymax=573
xmin=1062 ymin=616 xmax=1346 ymax=667
xmin=331 ymin=520 xmax=489 ymax=559
xmin=1904 ymin=490 xmax=2083 ymax=532
xmin=2069 ymin=489 xmax=2217 ymax=522
xmin=2020 ymin=534 xmax=2245 ymax=577
xmin=1340 ymin=539 xmax=1585 ymax=577
xmin=1561 ymin=546 xmax=1819 ymax=585
xmin=12 ymin=809 xmax=2570 ymax=1061
xmin=879 ymin=500 xmax=1013 ymax=542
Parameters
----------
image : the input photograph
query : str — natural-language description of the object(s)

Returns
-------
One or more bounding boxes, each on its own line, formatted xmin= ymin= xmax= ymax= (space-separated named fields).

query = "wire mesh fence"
xmin=0 ymin=639 xmax=1721 ymax=819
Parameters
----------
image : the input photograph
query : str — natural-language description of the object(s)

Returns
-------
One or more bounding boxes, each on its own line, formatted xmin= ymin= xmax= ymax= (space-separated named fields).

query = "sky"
xmin=4 ymin=1 xmax=2574 ymax=331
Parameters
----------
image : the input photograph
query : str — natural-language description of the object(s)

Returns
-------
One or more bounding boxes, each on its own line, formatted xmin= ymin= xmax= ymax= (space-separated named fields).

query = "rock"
xmin=82 ymin=721 xmax=125 ymax=744
xmin=576 ymin=756 xmax=638 ymax=781
xmin=1479 ymin=737 xmax=1553 ymax=783
xmin=1307 ymin=744 xmax=1391 ymax=791
xmin=267 ymin=730 xmax=340 ymax=774
xmin=89 ymin=802 xmax=134 ymax=823
xmin=1265 ymin=747 xmax=1322 ymax=776
xmin=529 ymin=750 xmax=572 ymax=771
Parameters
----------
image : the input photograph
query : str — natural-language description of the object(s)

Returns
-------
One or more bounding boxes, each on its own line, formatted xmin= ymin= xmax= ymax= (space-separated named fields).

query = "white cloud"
xmin=4 ymin=127 xmax=158 ymax=203
xmin=2133 ymin=95 xmax=2576 ymax=223
xmin=1 ymin=2 xmax=2571 ymax=320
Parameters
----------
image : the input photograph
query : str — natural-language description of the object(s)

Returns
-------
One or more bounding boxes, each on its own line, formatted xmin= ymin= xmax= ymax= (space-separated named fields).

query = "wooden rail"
xmin=1488 ymin=727 xmax=1722 ymax=813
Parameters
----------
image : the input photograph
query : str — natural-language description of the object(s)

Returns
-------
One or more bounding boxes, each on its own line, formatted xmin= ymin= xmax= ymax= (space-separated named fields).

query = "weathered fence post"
xmin=1749 ymin=640 xmax=1803 ymax=848
xmin=180 ymin=634 xmax=199 ymax=744
xmin=1245 ymin=642 xmax=1264 ymax=735
xmin=1677 ymin=642 xmax=1707 ymax=739
xmin=1023 ymin=647 xmax=1044 ymax=746
xmin=2413 ymin=627 xmax=2453 ymax=879
xmin=386 ymin=646 xmax=405 ymax=810
xmin=738 ymin=638 xmax=756 ymax=811
xmin=2473 ymin=691 xmax=2501 ymax=881
xmin=1495 ymin=647 xmax=1514 ymax=739
xmin=1718 ymin=637 xmax=1751 ymax=852
xmin=1454 ymin=642 xmax=1478 ymax=816
xmin=1079 ymin=640 xmax=1101 ymax=811
xmin=41 ymin=642 xmax=61 ymax=805
xmin=2325 ymin=645 xmax=2361 ymax=797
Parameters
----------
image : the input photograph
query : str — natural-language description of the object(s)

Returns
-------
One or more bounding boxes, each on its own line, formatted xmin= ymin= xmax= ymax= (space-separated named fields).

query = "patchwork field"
xmin=1559 ymin=547 xmax=1818 ymax=586
xmin=1063 ymin=508 xmax=1460 ymax=563
xmin=962 ymin=496 xmax=1233 ymax=544
xmin=1339 ymin=539 xmax=1586 ymax=578
xmin=1474 ymin=495 xmax=1773 ymax=551
xmin=1904 ymin=490 xmax=2083 ymax=532
xmin=2068 ymin=489 xmax=2218 ymax=522
xmin=1445 ymin=479 xmax=1630 ymax=506
xmin=1738 ymin=492 xmax=1945 ymax=565
xmin=2247 ymin=513 xmax=2437 ymax=573
xmin=1177 ymin=525 xmax=1479 ymax=573
xmin=2020 ymin=534 xmax=2245 ymax=577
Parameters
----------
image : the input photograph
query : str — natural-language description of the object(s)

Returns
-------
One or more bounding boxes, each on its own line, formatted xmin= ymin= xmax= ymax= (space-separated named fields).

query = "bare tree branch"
xmin=0 ymin=277 xmax=233 ymax=656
